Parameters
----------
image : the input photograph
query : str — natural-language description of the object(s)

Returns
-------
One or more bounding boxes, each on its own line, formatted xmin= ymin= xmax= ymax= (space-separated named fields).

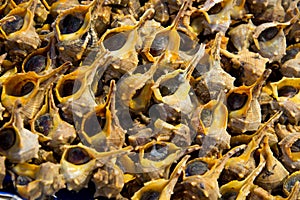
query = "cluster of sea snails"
xmin=0 ymin=0 xmax=300 ymax=199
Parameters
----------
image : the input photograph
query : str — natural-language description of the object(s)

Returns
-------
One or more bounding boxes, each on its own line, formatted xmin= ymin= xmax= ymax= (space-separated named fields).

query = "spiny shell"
xmin=0 ymin=105 xmax=39 ymax=163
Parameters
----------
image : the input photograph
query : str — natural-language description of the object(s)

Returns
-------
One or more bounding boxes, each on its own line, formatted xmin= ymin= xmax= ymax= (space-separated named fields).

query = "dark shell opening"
xmin=291 ymin=139 xmax=300 ymax=152
xmin=277 ymin=85 xmax=298 ymax=98
xmin=179 ymin=31 xmax=200 ymax=54
xmin=1 ymin=15 xmax=24 ymax=35
xmin=0 ymin=128 xmax=16 ymax=151
xmin=220 ymin=191 xmax=238 ymax=200
xmin=284 ymin=173 xmax=300 ymax=193
xmin=65 ymin=147 xmax=92 ymax=165
xmin=173 ymin=182 xmax=209 ymax=199
xmin=16 ymin=175 xmax=32 ymax=186
xmin=59 ymin=14 xmax=84 ymax=34
xmin=227 ymin=92 xmax=248 ymax=111
xmin=144 ymin=143 xmax=169 ymax=161
xmin=34 ymin=113 xmax=53 ymax=136
xmin=83 ymin=113 xmax=106 ymax=136
xmin=185 ymin=160 xmax=209 ymax=176
xmin=24 ymin=55 xmax=47 ymax=73
xmin=150 ymin=32 xmax=169 ymax=57
xmin=258 ymin=27 xmax=279 ymax=42
xmin=140 ymin=190 xmax=160 ymax=200
xmin=20 ymin=82 xmax=35 ymax=96
xmin=159 ymin=73 xmax=183 ymax=97
xmin=149 ymin=103 xmax=182 ymax=125
xmin=207 ymin=2 xmax=223 ymax=15
xmin=58 ymin=79 xmax=82 ymax=97
xmin=103 ymin=32 xmax=127 ymax=51
xmin=6 ymin=80 xmax=35 ymax=97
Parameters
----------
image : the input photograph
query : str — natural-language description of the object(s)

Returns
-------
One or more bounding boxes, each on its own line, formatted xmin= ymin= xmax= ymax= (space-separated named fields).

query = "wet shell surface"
xmin=0 ymin=0 xmax=300 ymax=199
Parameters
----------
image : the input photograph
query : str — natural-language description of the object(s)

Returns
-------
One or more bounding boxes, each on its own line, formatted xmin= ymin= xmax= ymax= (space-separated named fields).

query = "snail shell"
xmin=60 ymin=144 xmax=132 ymax=191
xmin=13 ymin=162 xmax=66 ymax=200
xmin=227 ymin=69 xmax=271 ymax=133
xmin=255 ymin=136 xmax=289 ymax=192
xmin=172 ymin=144 xmax=246 ymax=200
xmin=1 ymin=61 xmax=71 ymax=120
xmin=189 ymin=0 xmax=234 ymax=36
xmin=183 ymin=157 xmax=218 ymax=177
xmin=249 ymin=182 xmax=300 ymax=200
xmin=135 ymin=141 xmax=199 ymax=179
xmin=228 ymin=20 xmax=256 ymax=51
xmin=151 ymin=44 xmax=205 ymax=114
xmin=281 ymin=58 xmax=300 ymax=78
xmin=141 ymin=0 xmax=191 ymax=63
xmin=0 ymin=1 xmax=41 ymax=61
xmin=220 ymin=154 xmax=266 ymax=199
xmin=199 ymin=33 xmax=235 ymax=100
xmin=222 ymin=118 xmax=275 ymax=182
xmin=21 ymin=37 xmax=52 ymax=74
xmin=221 ymin=48 xmax=268 ymax=86
xmin=55 ymin=51 xmax=111 ymax=118
xmin=79 ymin=80 xmax=126 ymax=152
xmin=92 ymin=163 xmax=125 ymax=199
xmin=54 ymin=0 xmax=100 ymax=63
xmin=132 ymin=155 xmax=190 ymax=200
xmin=0 ymin=104 xmax=39 ymax=163
xmin=283 ymin=170 xmax=300 ymax=196
xmin=279 ymin=131 xmax=300 ymax=171
xmin=194 ymin=93 xmax=231 ymax=157
xmin=48 ymin=0 xmax=79 ymax=17
xmin=253 ymin=22 xmax=289 ymax=62
xmin=153 ymin=119 xmax=193 ymax=148
xmin=30 ymin=84 xmax=76 ymax=153
xmin=268 ymin=77 xmax=300 ymax=124
xmin=99 ymin=8 xmax=154 ymax=73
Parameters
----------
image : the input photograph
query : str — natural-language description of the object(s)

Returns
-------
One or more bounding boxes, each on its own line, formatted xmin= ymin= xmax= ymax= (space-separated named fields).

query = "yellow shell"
xmin=255 ymin=136 xmax=289 ymax=191
xmin=79 ymin=80 xmax=125 ymax=151
xmin=173 ymin=144 xmax=246 ymax=200
xmin=132 ymin=155 xmax=190 ymax=200
xmin=269 ymin=77 xmax=300 ymax=104
xmin=13 ymin=162 xmax=66 ymax=200
xmin=194 ymin=93 xmax=231 ymax=157
xmin=279 ymin=132 xmax=300 ymax=171
xmin=0 ymin=105 xmax=39 ymax=163
xmin=30 ymin=84 xmax=76 ymax=152
xmin=21 ymin=37 xmax=52 ymax=74
xmin=55 ymin=51 xmax=110 ymax=117
xmin=151 ymin=44 xmax=205 ymax=114
xmin=283 ymin=170 xmax=300 ymax=196
xmin=227 ymin=69 xmax=271 ymax=133
xmin=60 ymin=144 xmax=132 ymax=191
xmin=1 ymin=61 xmax=70 ymax=119
xmin=220 ymin=154 xmax=266 ymax=199
xmin=98 ymin=8 xmax=154 ymax=72
xmin=267 ymin=77 xmax=300 ymax=124
xmin=141 ymin=0 xmax=191 ymax=63
xmin=54 ymin=0 xmax=100 ymax=62
xmin=0 ymin=2 xmax=41 ymax=60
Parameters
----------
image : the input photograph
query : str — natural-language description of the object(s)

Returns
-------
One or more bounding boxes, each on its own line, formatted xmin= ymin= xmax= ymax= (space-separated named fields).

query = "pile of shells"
xmin=0 ymin=0 xmax=300 ymax=199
